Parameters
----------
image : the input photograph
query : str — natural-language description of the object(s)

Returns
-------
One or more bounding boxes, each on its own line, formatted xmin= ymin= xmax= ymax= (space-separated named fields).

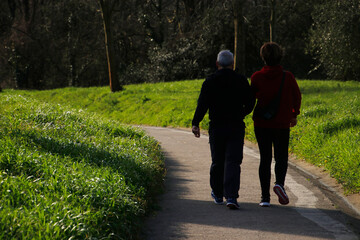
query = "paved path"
xmin=142 ymin=126 xmax=360 ymax=240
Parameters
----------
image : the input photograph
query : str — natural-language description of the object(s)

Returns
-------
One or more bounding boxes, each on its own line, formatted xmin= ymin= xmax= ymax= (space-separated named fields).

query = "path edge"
xmin=142 ymin=125 xmax=360 ymax=220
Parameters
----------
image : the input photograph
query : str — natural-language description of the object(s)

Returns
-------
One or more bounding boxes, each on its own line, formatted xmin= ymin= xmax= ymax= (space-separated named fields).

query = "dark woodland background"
xmin=0 ymin=0 xmax=359 ymax=91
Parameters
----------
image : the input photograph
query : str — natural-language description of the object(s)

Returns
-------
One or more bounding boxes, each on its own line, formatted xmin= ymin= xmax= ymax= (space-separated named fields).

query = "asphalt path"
xmin=142 ymin=126 xmax=360 ymax=240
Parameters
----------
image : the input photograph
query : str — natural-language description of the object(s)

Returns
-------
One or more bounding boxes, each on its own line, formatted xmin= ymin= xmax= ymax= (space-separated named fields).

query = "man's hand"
xmin=192 ymin=126 xmax=200 ymax=138
xmin=290 ymin=118 xmax=297 ymax=127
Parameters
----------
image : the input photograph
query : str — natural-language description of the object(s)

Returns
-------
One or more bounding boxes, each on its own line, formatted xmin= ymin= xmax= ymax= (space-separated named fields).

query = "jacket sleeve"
xmin=291 ymin=75 xmax=302 ymax=117
xmin=192 ymin=80 xmax=210 ymax=127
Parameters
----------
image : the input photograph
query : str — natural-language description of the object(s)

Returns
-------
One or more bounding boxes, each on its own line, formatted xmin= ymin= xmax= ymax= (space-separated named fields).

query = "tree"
xmin=309 ymin=0 xmax=360 ymax=81
xmin=98 ymin=0 xmax=122 ymax=92
xmin=232 ymin=0 xmax=245 ymax=74
xmin=0 ymin=0 xmax=342 ymax=90
xmin=7 ymin=0 xmax=38 ymax=89
xmin=269 ymin=0 xmax=276 ymax=42
xmin=4 ymin=0 xmax=109 ymax=89
xmin=181 ymin=0 xmax=196 ymax=33
xmin=271 ymin=0 xmax=321 ymax=78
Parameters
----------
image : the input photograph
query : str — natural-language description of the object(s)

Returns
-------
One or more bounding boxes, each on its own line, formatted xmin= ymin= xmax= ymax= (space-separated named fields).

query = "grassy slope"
xmin=12 ymin=81 xmax=207 ymax=132
xmin=6 ymin=79 xmax=360 ymax=193
xmin=0 ymin=94 xmax=164 ymax=239
xmin=291 ymin=81 xmax=360 ymax=192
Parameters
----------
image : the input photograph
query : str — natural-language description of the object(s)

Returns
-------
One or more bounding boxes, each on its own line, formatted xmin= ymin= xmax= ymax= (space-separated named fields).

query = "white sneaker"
xmin=259 ymin=201 xmax=271 ymax=207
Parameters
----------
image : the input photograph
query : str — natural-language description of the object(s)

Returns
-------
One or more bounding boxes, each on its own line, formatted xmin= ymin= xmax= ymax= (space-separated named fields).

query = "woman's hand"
xmin=290 ymin=118 xmax=297 ymax=127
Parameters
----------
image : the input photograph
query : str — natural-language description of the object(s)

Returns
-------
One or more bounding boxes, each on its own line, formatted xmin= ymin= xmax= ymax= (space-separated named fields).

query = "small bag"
xmin=254 ymin=71 xmax=285 ymax=120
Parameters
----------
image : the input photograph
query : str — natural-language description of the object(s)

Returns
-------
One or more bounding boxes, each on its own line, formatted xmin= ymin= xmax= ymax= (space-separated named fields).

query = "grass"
xmin=0 ymin=94 xmax=164 ymax=239
xmin=288 ymin=81 xmax=360 ymax=193
xmin=11 ymin=80 xmax=205 ymax=129
xmin=2 ymin=79 xmax=359 ymax=238
xmin=10 ymin=79 xmax=360 ymax=194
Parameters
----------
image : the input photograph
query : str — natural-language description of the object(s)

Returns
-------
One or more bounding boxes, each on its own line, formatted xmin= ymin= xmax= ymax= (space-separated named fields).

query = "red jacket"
xmin=251 ymin=65 xmax=302 ymax=128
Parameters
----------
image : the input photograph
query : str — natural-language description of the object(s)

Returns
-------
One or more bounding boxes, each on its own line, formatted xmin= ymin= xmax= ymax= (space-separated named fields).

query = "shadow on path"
xmin=143 ymin=126 xmax=360 ymax=240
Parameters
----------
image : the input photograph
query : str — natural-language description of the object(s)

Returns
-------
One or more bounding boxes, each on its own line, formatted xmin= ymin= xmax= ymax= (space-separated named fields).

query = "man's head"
xmin=216 ymin=50 xmax=234 ymax=69
xmin=260 ymin=42 xmax=284 ymax=66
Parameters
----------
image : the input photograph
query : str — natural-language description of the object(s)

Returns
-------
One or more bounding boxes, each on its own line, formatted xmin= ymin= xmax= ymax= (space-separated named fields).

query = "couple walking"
xmin=192 ymin=42 xmax=302 ymax=209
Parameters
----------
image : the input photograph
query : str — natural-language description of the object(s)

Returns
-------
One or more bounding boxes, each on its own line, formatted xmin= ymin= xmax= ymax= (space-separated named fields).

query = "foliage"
xmin=1 ymin=0 xmax=108 ymax=89
xmin=309 ymin=0 xmax=360 ymax=81
xmin=122 ymin=1 xmax=234 ymax=84
xmin=135 ymin=0 xmax=322 ymax=81
xmin=4 ymin=0 xmax=355 ymax=90
xmin=0 ymin=94 xmax=165 ymax=239
xmin=13 ymin=79 xmax=360 ymax=193
xmin=274 ymin=0 xmax=322 ymax=78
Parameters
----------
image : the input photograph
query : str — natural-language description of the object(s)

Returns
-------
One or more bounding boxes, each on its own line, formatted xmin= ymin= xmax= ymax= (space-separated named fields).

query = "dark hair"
xmin=260 ymin=42 xmax=284 ymax=66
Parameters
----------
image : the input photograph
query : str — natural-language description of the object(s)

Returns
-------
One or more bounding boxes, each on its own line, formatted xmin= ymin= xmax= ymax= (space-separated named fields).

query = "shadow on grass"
xmin=23 ymin=131 xmax=163 ymax=198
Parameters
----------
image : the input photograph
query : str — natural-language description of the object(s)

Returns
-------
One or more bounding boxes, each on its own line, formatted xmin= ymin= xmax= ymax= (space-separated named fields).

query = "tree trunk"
xmin=233 ymin=0 xmax=246 ymax=74
xmin=182 ymin=0 xmax=196 ymax=32
xmin=99 ymin=0 xmax=122 ymax=92
xmin=269 ymin=0 xmax=276 ymax=42
xmin=9 ymin=0 xmax=37 ymax=89
xmin=67 ymin=12 xmax=77 ymax=87
xmin=157 ymin=0 xmax=164 ymax=45
xmin=173 ymin=0 xmax=181 ymax=34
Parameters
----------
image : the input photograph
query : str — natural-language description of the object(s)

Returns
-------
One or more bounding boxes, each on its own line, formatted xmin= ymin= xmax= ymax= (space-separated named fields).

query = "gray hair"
xmin=217 ymin=50 xmax=234 ymax=67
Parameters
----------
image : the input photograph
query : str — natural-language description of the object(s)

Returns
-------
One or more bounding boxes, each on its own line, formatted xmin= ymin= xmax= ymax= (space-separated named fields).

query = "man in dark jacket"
xmin=192 ymin=50 xmax=255 ymax=209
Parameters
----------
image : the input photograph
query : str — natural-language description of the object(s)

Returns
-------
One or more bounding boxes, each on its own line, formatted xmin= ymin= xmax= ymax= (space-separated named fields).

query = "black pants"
xmin=254 ymin=127 xmax=290 ymax=200
xmin=209 ymin=126 xmax=244 ymax=199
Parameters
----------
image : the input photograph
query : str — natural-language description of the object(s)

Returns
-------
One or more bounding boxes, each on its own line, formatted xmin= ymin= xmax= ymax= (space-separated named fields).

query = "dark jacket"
xmin=251 ymin=65 xmax=302 ymax=128
xmin=192 ymin=68 xmax=255 ymax=128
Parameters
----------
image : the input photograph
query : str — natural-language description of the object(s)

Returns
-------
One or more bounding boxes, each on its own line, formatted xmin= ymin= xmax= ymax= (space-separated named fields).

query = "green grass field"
xmin=2 ymin=79 xmax=360 ymax=239
xmin=290 ymin=81 xmax=360 ymax=193
xmin=10 ymin=79 xmax=360 ymax=194
xmin=15 ymin=80 xmax=203 ymax=129
xmin=0 ymin=94 xmax=164 ymax=239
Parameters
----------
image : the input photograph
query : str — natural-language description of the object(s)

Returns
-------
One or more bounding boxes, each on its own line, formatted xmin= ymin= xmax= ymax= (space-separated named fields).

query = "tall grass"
xmin=0 ymin=94 xmax=164 ymax=239
xmin=5 ymin=79 xmax=360 ymax=194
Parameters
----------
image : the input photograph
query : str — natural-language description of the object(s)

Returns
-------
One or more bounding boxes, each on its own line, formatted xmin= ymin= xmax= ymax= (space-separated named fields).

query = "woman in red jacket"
xmin=251 ymin=42 xmax=302 ymax=207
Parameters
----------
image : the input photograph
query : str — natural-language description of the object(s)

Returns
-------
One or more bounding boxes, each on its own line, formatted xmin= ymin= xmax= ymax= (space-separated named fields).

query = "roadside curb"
xmin=288 ymin=160 xmax=360 ymax=219
xmin=245 ymin=134 xmax=360 ymax=220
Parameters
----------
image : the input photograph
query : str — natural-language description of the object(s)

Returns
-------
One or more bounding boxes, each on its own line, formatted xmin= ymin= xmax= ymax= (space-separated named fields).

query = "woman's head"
xmin=260 ymin=42 xmax=284 ymax=66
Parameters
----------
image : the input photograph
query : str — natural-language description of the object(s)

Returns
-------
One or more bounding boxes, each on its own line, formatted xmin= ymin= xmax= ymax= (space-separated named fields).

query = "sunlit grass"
xmin=289 ymin=80 xmax=360 ymax=193
xmin=0 ymin=94 xmax=164 ymax=239
xmin=5 ymin=79 xmax=360 ymax=194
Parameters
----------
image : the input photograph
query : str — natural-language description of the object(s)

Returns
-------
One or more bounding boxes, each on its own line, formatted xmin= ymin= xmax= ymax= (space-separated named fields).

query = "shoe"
xmin=273 ymin=184 xmax=289 ymax=205
xmin=226 ymin=198 xmax=240 ymax=209
xmin=259 ymin=201 xmax=271 ymax=207
xmin=259 ymin=197 xmax=271 ymax=207
xmin=211 ymin=191 xmax=224 ymax=205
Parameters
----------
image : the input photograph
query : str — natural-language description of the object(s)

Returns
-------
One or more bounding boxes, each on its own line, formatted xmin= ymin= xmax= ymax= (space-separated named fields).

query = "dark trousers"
xmin=209 ymin=126 xmax=244 ymax=199
xmin=254 ymin=127 xmax=290 ymax=200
